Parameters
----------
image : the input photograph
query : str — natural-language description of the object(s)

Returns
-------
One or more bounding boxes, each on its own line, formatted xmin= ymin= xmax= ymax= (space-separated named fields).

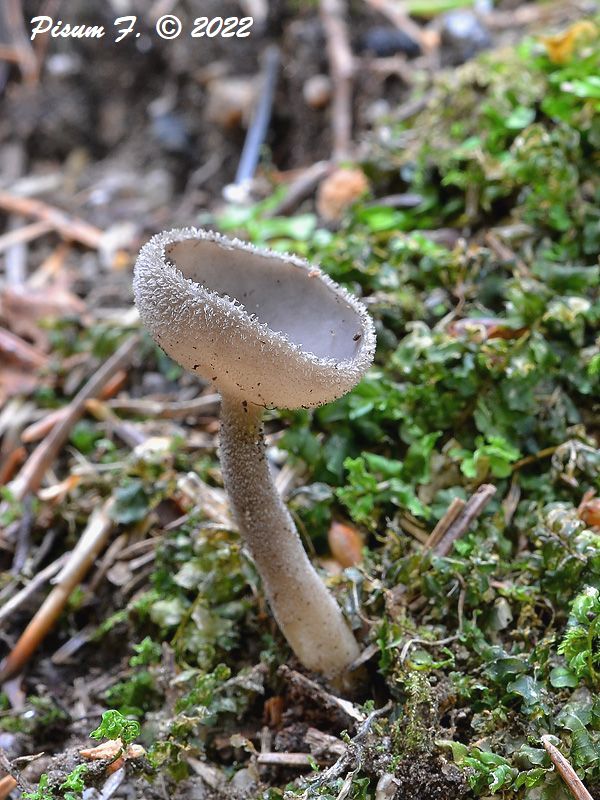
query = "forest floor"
xmin=0 ymin=1 xmax=599 ymax=799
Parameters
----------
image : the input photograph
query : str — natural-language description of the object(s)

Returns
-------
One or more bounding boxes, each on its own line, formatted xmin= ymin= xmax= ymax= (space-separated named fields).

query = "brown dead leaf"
xmin=0 ymin=367 xmax=40 ymax=406
xmin=1 ymin=284 xmax=86 ymax=348
xmin=0 ymin=328 xmax=48 ymax=368
xmin=263 ymin=695 xmax=284 ymax=727
xmin=317 ymin=168 xmax=369 ymax=222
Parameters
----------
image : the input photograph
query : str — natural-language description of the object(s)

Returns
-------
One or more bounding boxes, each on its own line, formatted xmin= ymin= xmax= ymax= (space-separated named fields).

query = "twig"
xmin=484 ymin=231 xmax=531 ymax=282
xmin=0 ymin=552 xmax=69 ymax=625
xmin=229 ymin=44 xmax=280 ymax=198
xmin=108 ymin=392 xmax=220 ymax=420
xmin=267 ymin=161 xmax=333 ymax=218
xmin=0 ymin=221 xmax=53 ymax=254
xmin=305 ymin=701 xmax=392 ymax=793
xmin=434 ymin=484 xmax=497 ymax=557
xmin=399 ymin=633 xmax=458 ymax=663
xmin=257 ymin=752 xmax=314 ymax=767
xmin=28 ymin=242 xmax=71 ymax=288
xmin=177 ymin=471 xmax=232 ymax=528
xmin=424 ymin=497 xmax=466 ymax=551
xmin=8 ymin=335 xmax=138 ymax=502
xmin=320 ymin=0 xmax=354 ymax=162
xmin=84 ymin=399 xmax=146 ymax=450
xmin=541 ymin=737 xmax=594 ymax=800
xmin=20 ymin=370 xmax=128 ymax=444
xmin=51 ymin=625 xmax=95 ymax=665
xmin=512 ymin=445 xmax=559 ymax=471
xmin=3 ymin=0 xmax=38 ymax=84
xmin=0 ymin=328 xmax=48 ymax=369
xmin=0 ymin=190 xmax=103 ymax=249
xmin=366 ymin=192 xmax=423 ymax=209
xmin=278 ymin=665 xmax=365 ymax=724
xmin=394 ymin=92 xmax=432 ymax=123
xmin=398 ymin=514 xmax=428 ymax=543
xmin=0 ymin=498 xmax=115 ymax=682
xmin=10 ymin=496 xmax=34 ymax=574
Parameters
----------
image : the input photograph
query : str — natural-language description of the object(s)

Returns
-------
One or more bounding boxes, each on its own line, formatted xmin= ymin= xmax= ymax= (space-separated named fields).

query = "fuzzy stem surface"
xmin=219 ymin=393 xmax=360 ymax=677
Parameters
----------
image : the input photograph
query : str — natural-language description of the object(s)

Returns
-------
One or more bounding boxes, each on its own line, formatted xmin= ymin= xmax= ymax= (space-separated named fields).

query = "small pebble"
xmin=376 ymin=774 xmax=400 ymax=800
xmin=365 ymin=98 xmax=391 ymax=126
xmin=230 ymin=767 xmax=258 ymax=794
xmin=360 ymin=26 xmax=421 ymax=58
xmin=151 ymin=111 xmax=191 ymax=154
xmin=303 ymin=74 xmax=332 ymax=109
xmin=441 ymin=10 xmax=492 ymax=64
xmin=206 ymin=76 xmax=257 ymax=128
xmin=46 ymin=52 xmax=81 ymax=77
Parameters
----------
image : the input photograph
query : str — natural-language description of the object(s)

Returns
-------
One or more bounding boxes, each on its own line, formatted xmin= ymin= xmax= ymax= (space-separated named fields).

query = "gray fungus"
xmin=134 ymin=227 xmax=376 ymax=677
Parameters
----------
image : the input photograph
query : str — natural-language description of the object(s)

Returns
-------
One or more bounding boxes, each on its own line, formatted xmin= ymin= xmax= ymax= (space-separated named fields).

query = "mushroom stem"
xmin=219 ymin=393 xmax=360 ymax=677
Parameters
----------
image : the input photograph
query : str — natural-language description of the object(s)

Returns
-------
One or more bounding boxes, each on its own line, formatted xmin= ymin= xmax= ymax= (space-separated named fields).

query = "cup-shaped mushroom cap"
xmin=133 ymin=227 xmax=376 ymax=409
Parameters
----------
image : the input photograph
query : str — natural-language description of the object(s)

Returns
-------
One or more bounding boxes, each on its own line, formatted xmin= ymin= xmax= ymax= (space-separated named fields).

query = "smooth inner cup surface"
xmin=166 ymin=239 xmax=364 ymax=361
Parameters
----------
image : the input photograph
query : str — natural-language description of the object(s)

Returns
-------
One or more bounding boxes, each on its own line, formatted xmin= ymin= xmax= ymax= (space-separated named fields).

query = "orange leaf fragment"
xmin=263 ymin=695 xmax=284 ymax=727
xmin=317 ymin=168 xmax=369 ymax=222
xmin=541 ymin=21 xmax=597 ymax=65
xmin=0 ymin=775 xmax=17 ymax=800
xmin=328 ymin=521 xmax=364 ymax=567
xmin=38 ymin=474 xmax=82 ymax=503
xmin=578 ymin=490 xmax=600 ymax=529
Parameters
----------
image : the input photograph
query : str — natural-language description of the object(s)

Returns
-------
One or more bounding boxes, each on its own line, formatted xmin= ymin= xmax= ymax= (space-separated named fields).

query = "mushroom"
xmin=133 ymin=227 xmax=376 ymax=678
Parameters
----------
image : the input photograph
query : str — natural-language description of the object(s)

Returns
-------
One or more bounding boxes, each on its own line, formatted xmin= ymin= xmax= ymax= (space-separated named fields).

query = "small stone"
xmin=376 ymin=773 xmax=400 ymax=800
xmin=441 ymin=10 xmax=491 ymax=64
xmin=206 ymin=77 xmax=257 ymax=128
xmin=360 ymin=26 xmax=421 ymax=58
xmin=151 ymin=111 xmax=191 ymax=154
xmin=365 ymin=99 xmax=391 ymax=126
xmin=230 ymin=767 xmax=258 ymax=795
xmin=46 ymin=52 xmax=81 ymax=77
xmin=303 ymin=74 xmax=332 ymax=109
xmin=142 ymin=169 xmax=174 ymax=209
